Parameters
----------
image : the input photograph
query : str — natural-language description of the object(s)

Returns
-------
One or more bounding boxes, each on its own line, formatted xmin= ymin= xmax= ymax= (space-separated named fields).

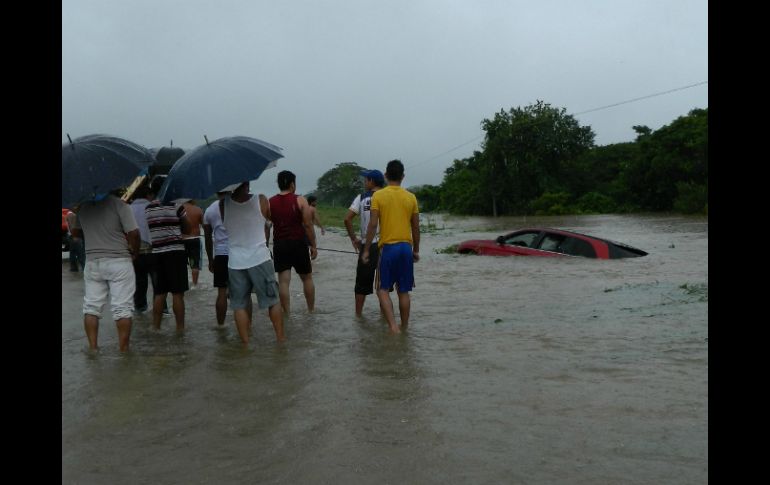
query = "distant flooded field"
xmin=62 ymin=213 xmax=707 ymax=484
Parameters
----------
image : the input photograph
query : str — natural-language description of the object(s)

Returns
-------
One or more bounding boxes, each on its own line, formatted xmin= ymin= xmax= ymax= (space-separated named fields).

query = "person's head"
xmin=360 ymin=169 xmax=385 ymax=190
xmin=385 ymin=159 xmax=404 ymax=183
xmin=307 ymin=195 xmax=318 ymax=206
xmin=232 ymin=181 xmax=249 ymax=197
xmin=277 ymin=170 xmax=296 ymax=191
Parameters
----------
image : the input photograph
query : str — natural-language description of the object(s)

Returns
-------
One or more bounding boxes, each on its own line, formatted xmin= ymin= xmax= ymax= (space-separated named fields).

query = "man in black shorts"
xmin=268 ymin=171 xmax=317 ymax=314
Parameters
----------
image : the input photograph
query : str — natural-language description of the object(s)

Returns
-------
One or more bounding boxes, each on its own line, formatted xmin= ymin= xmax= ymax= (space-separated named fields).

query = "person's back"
xmin=71 ymin=195 xmax=140 ymax=351
xmin=145 ymin=179 xmax=189 ymax=330
xmin=219 ymin=182 xmax=285 ymax=344
xmin=371 ymin=185 xmax=418 ymax=247
xmin=269 ymin=193 xmax=305 ymax=241
xmin=267 ymin=171 xmax=318 ymax=314
xmin=362 ymin=160 xmax=420 ymax=334
xmin=181 ymin=200 xmax=204 ymax=287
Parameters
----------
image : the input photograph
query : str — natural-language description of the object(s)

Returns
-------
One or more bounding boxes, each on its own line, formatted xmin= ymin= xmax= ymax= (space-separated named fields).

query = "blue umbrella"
xmin=158 ymin=136 xmax=284 ymax=203
xmin=62 ymin=134 xmax=155 ymax=208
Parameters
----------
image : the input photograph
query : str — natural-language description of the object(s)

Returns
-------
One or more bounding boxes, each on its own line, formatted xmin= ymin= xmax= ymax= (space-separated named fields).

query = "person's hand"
xmin=413 ymin=251 xmax=420 ymax=262
xmin=361 ymin=249 xmax=369 ymax=264
xmin=351 ymin=237 xmax=361 ymax=253
xmin=310 ymin=246 xmax=318 ymax=260
xmin=208 ymin=261 xmax=215 ymax=273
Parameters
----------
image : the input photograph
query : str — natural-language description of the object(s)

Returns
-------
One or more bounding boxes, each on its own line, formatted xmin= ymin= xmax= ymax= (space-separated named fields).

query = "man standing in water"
xmin=220 ymin=181 xmax=285 ymax=344
xmin=71 ymin=193 xmax=140 ymax=351
xmin=181 ymin=199 xmax=204 ymax=288
xmin=344 ymin=169 xmax=385 ymax=316
xmin=204 ymin=190 xmax=232 ymax=326
xmin=269 ymin=171 xmax=318 ymax=314
xmin=362 ymin=160 xmax=420 ymax=334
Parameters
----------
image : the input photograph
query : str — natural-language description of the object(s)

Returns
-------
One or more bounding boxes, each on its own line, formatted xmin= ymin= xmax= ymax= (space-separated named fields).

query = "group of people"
xmin=69 ymin=159 xmax=420 ymax=351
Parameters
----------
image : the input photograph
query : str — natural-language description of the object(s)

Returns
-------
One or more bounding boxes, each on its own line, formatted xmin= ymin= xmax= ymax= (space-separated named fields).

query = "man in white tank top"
xmin=219 ymin=181 xmax=285 ymax=344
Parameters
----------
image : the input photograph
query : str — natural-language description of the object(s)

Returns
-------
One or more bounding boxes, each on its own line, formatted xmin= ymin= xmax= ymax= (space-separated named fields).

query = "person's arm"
xmin=259 ymin=194 xmax=274 ymax=247
xmin=410 ymin=212 xmax=420 ymax=262
xmin=343 ymin=209 xmax=359 ymax=253
xmin=126 ymin=229 xmax=140 ymax=260
xmin=361 ymin=209 xmax=379 ymax=264
xmin=203 ymin=223 xmax=215 ymax=273
xmin=297 ymin=196 xmax=317 ymax=260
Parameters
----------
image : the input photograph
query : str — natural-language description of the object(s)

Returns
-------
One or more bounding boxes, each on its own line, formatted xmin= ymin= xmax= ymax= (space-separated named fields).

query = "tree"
xmin=314 ymin=162 xmax=367 ymax=206
xmin=480 ymin=100 xmax=595 ymax=215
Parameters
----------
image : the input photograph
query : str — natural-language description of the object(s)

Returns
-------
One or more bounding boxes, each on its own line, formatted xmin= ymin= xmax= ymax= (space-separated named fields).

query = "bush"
xmin=531 ymin=191 xmax=572 ymax=215
xmin=575 ymin=192 xmax=617 ymax=214
xmin=673 ymin=182 xmax=708 ymax=214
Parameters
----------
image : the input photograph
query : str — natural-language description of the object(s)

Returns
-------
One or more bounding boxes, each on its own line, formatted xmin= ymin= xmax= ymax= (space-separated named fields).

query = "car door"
xmin=491 ymin=230 xmax=544 ymax=256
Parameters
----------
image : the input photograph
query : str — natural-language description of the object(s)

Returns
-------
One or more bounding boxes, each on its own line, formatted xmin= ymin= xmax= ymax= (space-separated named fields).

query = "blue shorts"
xmin=377 ymin=242 xmax=414 ymax=293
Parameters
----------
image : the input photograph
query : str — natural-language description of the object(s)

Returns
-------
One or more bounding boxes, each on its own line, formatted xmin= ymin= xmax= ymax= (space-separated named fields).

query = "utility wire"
xmin=407 ymin=80 xmax=708 ymax=169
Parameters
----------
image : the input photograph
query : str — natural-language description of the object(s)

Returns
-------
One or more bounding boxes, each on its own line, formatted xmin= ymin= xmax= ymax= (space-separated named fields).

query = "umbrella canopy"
xmin=158 ymin=136 xmax=284 ymax=203
xmin=62 ymin=134 xmax=155 ymax=208
xmin=151 ymin=142 xmax=186 ymax=176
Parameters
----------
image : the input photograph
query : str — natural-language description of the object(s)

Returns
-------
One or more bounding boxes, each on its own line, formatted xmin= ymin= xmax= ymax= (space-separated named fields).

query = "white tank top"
xmin=223 ymin=195 xmax=271 ymax=270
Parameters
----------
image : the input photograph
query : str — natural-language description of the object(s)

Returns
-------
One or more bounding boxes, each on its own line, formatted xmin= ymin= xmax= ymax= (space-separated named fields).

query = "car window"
xmin=538 ymin=234 xmax=565 ymax=252
xmin=504 ymin=231 xmax=539 ymax=247
xmin=559 ymin=236 xmax=597 ymax=258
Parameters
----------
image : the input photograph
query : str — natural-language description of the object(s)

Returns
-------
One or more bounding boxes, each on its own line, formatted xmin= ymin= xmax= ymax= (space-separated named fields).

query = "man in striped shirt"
xmin=145 ymin=176 xmax=190 ymax=330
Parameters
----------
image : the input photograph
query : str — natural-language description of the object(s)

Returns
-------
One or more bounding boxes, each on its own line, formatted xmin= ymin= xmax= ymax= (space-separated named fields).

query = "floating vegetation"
xmin=434 ymin=244 xmax=458 ymax=254
xmin=679 ymin=283 xmax=708 ymax=302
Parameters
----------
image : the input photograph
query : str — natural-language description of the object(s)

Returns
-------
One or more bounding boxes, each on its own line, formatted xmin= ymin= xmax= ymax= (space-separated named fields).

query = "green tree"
xmin=480 ymin=100 xmax=595 ymax=215
xmin=409 ymin=184 xmax=441 ymax=212
xmin=314 ymin=162 xmax=367 ymax=206
xmin=621 ymin=108 xmax=708 ymax=211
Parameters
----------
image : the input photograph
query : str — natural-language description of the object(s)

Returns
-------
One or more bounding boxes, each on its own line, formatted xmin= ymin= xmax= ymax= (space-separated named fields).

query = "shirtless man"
xmin=181 ymin=199 xmax=204 ymax=287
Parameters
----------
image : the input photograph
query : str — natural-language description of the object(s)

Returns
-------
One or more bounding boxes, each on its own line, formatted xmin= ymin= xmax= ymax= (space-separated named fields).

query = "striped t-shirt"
xmin=145 ymin=201 xmax=186 ymax=253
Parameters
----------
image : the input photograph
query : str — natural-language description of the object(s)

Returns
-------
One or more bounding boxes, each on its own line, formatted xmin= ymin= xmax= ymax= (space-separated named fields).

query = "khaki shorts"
xmin=228 ymin=259 xmax=280 ymax=310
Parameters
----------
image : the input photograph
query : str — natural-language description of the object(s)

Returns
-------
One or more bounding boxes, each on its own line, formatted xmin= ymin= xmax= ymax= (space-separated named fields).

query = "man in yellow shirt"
xmin=362 ymin=160 xmax=420 ymax=334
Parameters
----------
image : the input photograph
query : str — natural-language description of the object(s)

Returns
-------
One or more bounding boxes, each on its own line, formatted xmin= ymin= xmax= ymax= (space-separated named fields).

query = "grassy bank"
xmin=315 ymin=204 xmax=350 ymax=229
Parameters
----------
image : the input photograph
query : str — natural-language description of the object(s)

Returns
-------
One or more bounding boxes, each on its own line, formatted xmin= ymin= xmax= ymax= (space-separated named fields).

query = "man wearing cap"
xmin=344 ymin=168 xmax=385 ymax=316
xmin=269 ymin=170 xmax=318 ymax=314
xmin=362 ymin=160 xmax=420 ymax=334
xmin=219 ymin=182 xmax=285 ymax=344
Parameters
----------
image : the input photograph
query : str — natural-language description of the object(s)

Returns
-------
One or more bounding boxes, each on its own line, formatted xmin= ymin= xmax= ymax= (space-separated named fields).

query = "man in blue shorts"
xmin=362 ymin=160 xmax=420 ymax=334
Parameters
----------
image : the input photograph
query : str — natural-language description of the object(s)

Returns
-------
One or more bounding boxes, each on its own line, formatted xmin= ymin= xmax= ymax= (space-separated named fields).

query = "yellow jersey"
xmin=370 ymin=185 xmax=419 ymax=247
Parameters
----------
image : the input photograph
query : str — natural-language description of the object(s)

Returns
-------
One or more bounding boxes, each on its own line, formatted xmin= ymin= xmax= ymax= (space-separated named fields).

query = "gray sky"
xmin=62 ymin=0 xmax=708 ymax=194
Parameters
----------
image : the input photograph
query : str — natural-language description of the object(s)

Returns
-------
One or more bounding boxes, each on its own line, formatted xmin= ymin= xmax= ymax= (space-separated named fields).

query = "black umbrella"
xmin=158 ymin=135 xmax=284 ymax=203
xmin=62 ymin=134 xmax=155 ymax=208
xmin=151 ymin=140 xmax=186 ymax=176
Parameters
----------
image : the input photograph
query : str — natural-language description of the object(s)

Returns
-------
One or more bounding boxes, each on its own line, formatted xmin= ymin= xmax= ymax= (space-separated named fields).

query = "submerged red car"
xmin=457 ymin=228 xmax=647 ymax=259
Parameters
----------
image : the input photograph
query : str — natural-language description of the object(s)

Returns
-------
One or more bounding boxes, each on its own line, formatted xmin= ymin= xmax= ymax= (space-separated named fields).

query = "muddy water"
xmin=61 ymin=214 xmax=707 ymax=484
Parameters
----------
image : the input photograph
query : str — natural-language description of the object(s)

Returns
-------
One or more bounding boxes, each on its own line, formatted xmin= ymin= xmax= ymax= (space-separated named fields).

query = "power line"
xmin=408 ymin=80 xmax=708 ymax=169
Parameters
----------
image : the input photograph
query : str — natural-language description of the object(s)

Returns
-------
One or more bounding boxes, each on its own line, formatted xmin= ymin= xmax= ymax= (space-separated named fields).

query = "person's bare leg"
xmin=268 ymin=303 xmax=286 ymax=342
xmin=278 ymin=270 xmax=292 ymax=314
xmin=234 ymin=308 xmax=251 ymax=344
xmin=397 ymin=291 xmax=411 ymax=330
xmin=355 ymin=294 xmax=366 ymax=316
xmin=299 ymin=273 xmax=315 ymax=312
xmin=152 ymin=293 xmax=167 ymax=329
xmin=376 ymin=289 xmax=400 ymax=334
xmin=84 ymin=314 xmax=99 ymax=349
xmin=192 ymin=268 xmax=199 ymax=286
xmin=115 ymin=317 xmax=132 ymax=352
xmin=172 ymin=292 xmax=185 ymax=330
xmin=215 ymin=288 xmax=227 ymax=325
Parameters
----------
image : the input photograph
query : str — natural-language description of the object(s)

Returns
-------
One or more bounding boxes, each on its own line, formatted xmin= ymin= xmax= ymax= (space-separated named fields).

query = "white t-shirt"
xmin=222 ymin=194 xmax=270 ymax=270
xmin=203 ymin=200 xmax=229 ymax=256
xmin=349 ymin=191 xmax=379 ymax=243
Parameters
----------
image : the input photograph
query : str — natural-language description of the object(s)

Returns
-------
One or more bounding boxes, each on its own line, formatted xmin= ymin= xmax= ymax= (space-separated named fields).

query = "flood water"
xmin=61 ymin=213 xmax=708 ymax=484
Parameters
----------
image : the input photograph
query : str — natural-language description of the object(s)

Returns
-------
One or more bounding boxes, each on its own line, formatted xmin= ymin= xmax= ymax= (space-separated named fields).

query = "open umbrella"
xmin=151 ymin=140 xmax=186 ymax=177
xmin=62 ymin=134 xmax=155 ymax=208
xmin=158 ymin=135 xmax=284 ymax=203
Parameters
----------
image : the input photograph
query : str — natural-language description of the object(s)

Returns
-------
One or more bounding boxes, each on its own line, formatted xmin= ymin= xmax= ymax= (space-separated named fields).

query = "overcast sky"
xmin=62 ymin=0 xmax=708 ymax=194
